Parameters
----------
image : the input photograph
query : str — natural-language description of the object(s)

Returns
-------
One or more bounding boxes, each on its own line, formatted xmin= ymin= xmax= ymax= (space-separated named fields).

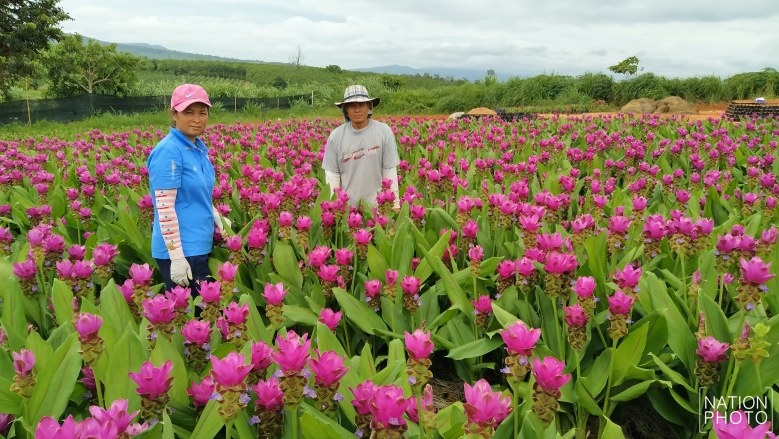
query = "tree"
xmin=325 ymin=64 xmax=342 ymax=74
xmin=42 ymin=34 xmax=142 ymax=97
xmin=272 ymin=76 xmax=288 ymax=90
xmin=0 ymin=0 xmax=71 ymax=99
xmin=288 ymin=45 xmax=304 ymax=67
xmin=608 ymin=56 xmax=641 ymax=77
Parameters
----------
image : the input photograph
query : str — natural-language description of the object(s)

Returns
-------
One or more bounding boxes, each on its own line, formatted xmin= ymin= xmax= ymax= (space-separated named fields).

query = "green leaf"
xmin=447 ymin=336 xmax=504 ymax=360
xmin=27 ymin=333 xmax=83 ymax=425
xmin=491 ymin=303 xmax=519 ymax=328
xmin=612 ymin=322 xmax=648 ymax=386
xmin=272 ymin=241 xmax=303 ymax=289
xmin=433 ymin=402 xmax=466 ymax=439
xmin=609 ymin=379 xmax=671 ymax=402
xmin=51 ymin=279 xmax=74 ymax=327
xmin=299 ymin=402 xmax=355 ymax=438
xmin=411 ymin=225 xmax=451 ymax=284
xmin=282 ymin=305 xmax=318 ymax=327
xmin=103 ymin=323 xmax=146 ymax=410
xmin=189 ymin=401 xmax=225 ymax=439
xmin=649 ymin=353 xmax=695 ymax=392
xmin=366 ymin=244 xmax=388 ymax=277
xmin=150 ymin=336 xmax=189 ymax=407
xmin=600 ymin=415 xmax=626 ymax=439
xmin=581 ymin=348 xmax=612 ymax=397
xmin=334 ymin=287 xmax=387 ymax=335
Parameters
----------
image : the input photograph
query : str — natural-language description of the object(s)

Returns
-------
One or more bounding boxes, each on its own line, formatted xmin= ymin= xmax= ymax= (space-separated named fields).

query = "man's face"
xmin=344 ymin=101 xmax=371 ymax=126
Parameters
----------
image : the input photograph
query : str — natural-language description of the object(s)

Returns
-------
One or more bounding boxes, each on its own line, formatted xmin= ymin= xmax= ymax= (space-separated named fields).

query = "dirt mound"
xmin=621 ymin=97 xmax=697 ymax=115
xmin=466 ymin=107 xmax=497 ymax=115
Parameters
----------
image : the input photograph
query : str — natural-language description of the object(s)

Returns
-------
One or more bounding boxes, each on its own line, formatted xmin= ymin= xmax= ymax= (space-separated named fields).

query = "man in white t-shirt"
xmin=322 ymin=85 xmax=401 ymax=208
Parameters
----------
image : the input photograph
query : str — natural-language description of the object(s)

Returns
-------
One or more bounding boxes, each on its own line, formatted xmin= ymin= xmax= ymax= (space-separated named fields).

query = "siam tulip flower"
xmin=75 ymin=312 xmax=104 ymax=363
xmin=499 ymin=320 xmax=541 ymax=385
xmin=128 ymin=360 xmax=173 ymax=422
xmin=187 ymin=376 xmax=215 ymax=409
xmin=531 ymin=356 xmax=571 ymax=423
xmin=128 ymin=263 xmax=154 ymax=287
xmin=613 ymin=263 xmax=642 ymax=297
xmin=35 ymin=415 xmax=79 ymax=438
xmin=251 ymin=377 xmax=285 ymax=438
xmin=210 ymin=352 xmax=252 ymax=420
xmin=246 ymin=226 xmax=269 ymax=262
xmin=461 ymin=219 xmax=479 ymax=243
xmin=0 ymin=414 xmax=12 ymax=437
xmin=318 ymin=264 xmax=342 ymax=299
xmin=182 ymin=319 xmax=212 ymax=372
xmin=364 ymin=279 xmax=383 ymax=311
xmin=11 ymin=349 xmax=36 ymax=398
xmin=215 ymin=261 xmax=239 ymax=298
xmin=91 ymin=242 xmax=119 ymax=280
xmin=306 ymin=245 xmax=331 ymax=269
xmin=368 ymin=384 xmax=410 ymax=438
xmin=543 ymin=251 xmax=578 ymax=298
xmin=272 ymin=330 xmax=311 ymax=407
xmin=404 ymin=328 xmax=435 ymax=391
xmin=606 ymin=215 xmax=632 ymax=254
xmin=192 ymin=280 xmax=220 ymax=320
xmin=221 ymin=302 xmax=250 ymax=347
xmin=736 ymin=256 xmax=775 ymax=310
xmin=0 ymin=226 xmax=13 ymax=256
xmin=400 ymin=275 xmax=422 ymax=313
xmin=318 ymin=308 xmax=342 ymax=331
xmin=384 ymin=269 xmax=399 ymax=299
xmin=564 ymin=303 xmax=589 ymax=350
xmin=471 ymin=295 xmax=493 ymax=329
xmin=12 ymin=258 xmax=39 ymax=296
xmin=353 ymin=228 xmax=372 ymax=258
xmin=347 ymin=212 xmax=364 ymax=229
xmin=248 ymin=340 xmax=274 ymax=383
xmin=695 ymin=336 xmax=730 ymax=387
xmin=142 ymin=294 xmax=177 ymax=348
xmin=277 ymin=210 xmax=294 ymax=240
xmin=468 ymin=245 xmax=484 ymax=276
xmin=295 ymin=215 xmax=312 ymax=250
xmin=308 ymin=350 xmax=349 ymax=416
xmin=463 ymin=379 xmax=513 ymax=438
xmin=88 ymin=398 xmax=148 ymax=436
xmin=351 ymin=380 xmax=379 ymax=437
xmin=712 ymin=410 xmax=775 ymax=439
xmin=165 ymin=285 xmax=191 ymax=325
xmin=406 ymin=383 xmax=436 ymax=432
xmin=608 ymin=290 xmax=634 ymax=339
xmin=495 ymin=259 xmax=517 ymax=294
xmin=67 ymin=244 xmax=86 ymax=261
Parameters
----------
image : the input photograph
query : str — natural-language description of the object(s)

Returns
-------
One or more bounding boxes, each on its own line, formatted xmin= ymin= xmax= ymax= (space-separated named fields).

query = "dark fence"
xmin=0 ymin=93 xmax=313 ymax=126
xmin=726 ymin=99 xmax=779 ymax=120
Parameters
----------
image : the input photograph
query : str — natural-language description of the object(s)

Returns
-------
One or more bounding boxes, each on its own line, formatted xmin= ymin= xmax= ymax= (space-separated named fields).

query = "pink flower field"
xmin=0 ymin=113 xmax=777 ymax=438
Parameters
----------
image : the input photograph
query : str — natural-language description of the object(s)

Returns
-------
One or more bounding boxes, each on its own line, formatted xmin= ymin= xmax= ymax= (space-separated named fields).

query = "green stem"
xmin=574 ymin=350 xmax=587 ymax=439
xmin=288 ymin=405 xmax=300 ymax=439
xmin=722 ymin=360 xmax=742 ymax=401
xmin=225 ymin=420 xmax=233 ymax=439
xmin=414 ymin=386 xmax=427 ymax=438
xmin=551 ymin=298 xmax=565 ymax=359
xmin=512 ymin=385 xmax=520 ymax=439
xmin=602 ymin=337 xmax=618 ymax=418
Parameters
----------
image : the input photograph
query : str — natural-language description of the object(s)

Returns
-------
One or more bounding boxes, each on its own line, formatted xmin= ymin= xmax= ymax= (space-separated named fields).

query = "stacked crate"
xmin=726 ymin=99 xmax=779 ymax=120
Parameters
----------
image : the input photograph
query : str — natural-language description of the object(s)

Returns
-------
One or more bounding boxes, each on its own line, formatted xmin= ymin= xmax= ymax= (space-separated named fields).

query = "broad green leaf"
xmin=282 ymin=305 xmax=318 ymax=327
xmin=189 ymin=401 xmax=225 ymax=439
xmin=27 ymin=334 xmax=82 ymax=425
xmin=366 ymin=244 xmax=388 ymax=278
xmin=272 ymin=241 xmax=303 ymax=289
xmin=103 ymin=324 xmax=146 ymax=410
xmin=314 ymin=322 xmax=347 ymax=358
xmin=609 ymin=379 xmax=671 ymax=402
xmin=150 ymin=336 xmax=189 ymax=407
xmin=612 ymin=322 xmax=648 ymax=386
xmin=649 ymin=353 xmax=695 ymax=392
xmin=300 ymin=402 xmax=355 ymax=438
xmin=51 ymin=279 xmax=74 ymax=327
xmin=600 ymin=415 xmax=626 ymax=439
xmin=411 ymin=225 xmax=451 ymax=284
xmin=334 ymin=287 xmax=388 ymax=335
xmin=447 ymin=336 xmax=504 ymax=360
xmin=581 ymin=348 xmax=612 ymax=397
xmin=491 ymin=303 xmax=519 ymax=328
xmin=433 ymin=402 xmax=466 ymax=439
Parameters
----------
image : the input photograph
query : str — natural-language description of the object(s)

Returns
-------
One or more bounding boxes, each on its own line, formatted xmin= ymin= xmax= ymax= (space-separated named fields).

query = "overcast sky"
xmin=57 ymin=0 xmax=778 ymax=79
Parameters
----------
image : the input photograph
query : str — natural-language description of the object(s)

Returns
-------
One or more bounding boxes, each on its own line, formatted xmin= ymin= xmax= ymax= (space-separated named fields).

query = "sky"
xmin=57 ymin=0 xmax=778 ymax=79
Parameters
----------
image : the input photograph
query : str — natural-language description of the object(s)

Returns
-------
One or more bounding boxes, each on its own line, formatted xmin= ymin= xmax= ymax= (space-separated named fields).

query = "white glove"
xmin=213 ymin=207 xmax=232 ymax=235
xmin=170 ymin=255 xmax=192 ymax=287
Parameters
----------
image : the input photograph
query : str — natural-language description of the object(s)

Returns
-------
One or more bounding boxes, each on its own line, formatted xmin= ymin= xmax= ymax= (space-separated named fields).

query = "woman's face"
xmin=173 ymin=102 xmax=209 ymax=141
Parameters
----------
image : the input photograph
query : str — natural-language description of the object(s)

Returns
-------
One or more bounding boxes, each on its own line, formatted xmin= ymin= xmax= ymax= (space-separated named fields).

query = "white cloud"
xmin=57 ymin=0 xmax=779 ymax=78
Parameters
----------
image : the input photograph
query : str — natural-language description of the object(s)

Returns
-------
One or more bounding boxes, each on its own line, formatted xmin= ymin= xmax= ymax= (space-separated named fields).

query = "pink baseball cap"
xmin=170 ymin=83 xmax=211 ymax=112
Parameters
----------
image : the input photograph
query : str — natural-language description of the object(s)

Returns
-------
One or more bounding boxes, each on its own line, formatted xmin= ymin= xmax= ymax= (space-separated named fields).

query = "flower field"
xmin=0 ymin=112 xmax=777 ymax=438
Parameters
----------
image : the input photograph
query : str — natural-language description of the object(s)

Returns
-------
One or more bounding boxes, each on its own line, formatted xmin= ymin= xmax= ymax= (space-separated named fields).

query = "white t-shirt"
xmin=322 ymin=119 xmax=400 ymax=206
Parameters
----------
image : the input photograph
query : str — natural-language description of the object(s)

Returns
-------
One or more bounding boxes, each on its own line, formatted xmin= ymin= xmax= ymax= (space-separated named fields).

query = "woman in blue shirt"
xmin=146 ymin=83 xmax=227 ymax=295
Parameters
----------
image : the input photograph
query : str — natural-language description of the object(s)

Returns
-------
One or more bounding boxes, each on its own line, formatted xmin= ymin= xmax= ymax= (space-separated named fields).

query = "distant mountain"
xmin=352 ymin=64 xmax=528 ymax=82
xmin=87 ymin=36 xmax=528 ymax=81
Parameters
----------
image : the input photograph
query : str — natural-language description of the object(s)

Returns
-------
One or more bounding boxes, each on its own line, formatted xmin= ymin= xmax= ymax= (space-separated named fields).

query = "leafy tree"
xmin=325 ymin=65 xmax=342 ymax=74
xmin=0 ymin=0 xmax=70 ymax=99
xmin=608 ymin=56 xmax=641 ymax=77
xmin=272 ymin=76 xmax=288 ymax=90
xmin=43 ymin=34 xmax=142 ymax=97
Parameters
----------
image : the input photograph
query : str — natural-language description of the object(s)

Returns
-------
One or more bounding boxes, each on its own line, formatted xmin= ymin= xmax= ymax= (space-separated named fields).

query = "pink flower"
xmin=400 ymin=275 xmax=421 ymax=295
xmin=216 ymin=261 xmax=239 ymax=282
xmin=369 ymin=385 xmax=410 ymax=429
xmin=309 ymin=350 xmax=349 ymax=386
xmin=89 ymin=399 xmax=144 ymax=435
xmin=128 ymin=360 xmax=173 ymax=400
xmin=350 ymin=380 xmax=378 ymax=415
xmin=712 ymin=410 xmax=775 ymax=439
xmin=335 ymin=248 xmax=354 ymax=266
xmin=472 ymin=295 xmax=493 ymax=315
xmin=364 ymin=279 xmax=382 ymax=298
xmin=263 ymin=282 xmax=287 ymax=305
xmin=142 ymin=294 xmax=176 ymax=325
xmin=404 ymin=329 xmax=434 ymax=360
xmin=253 ymin=377 xmax=284 ymax=411
xmin=35 ymin=415 xmax=78 ymax=439
xmin=462 ymin=220 xmax=479 ymax=239
xmin=696 ymin=336 xmax=729 ymax=363
xmin=532 ymin=356 xmax=572 ymax=393
xmin=272 ymin=330 xmax=311 ymax=375
xmin=608 ymin=215 xmax=632 ymax=234
xmin=210 ymin=351 xmax=251 ymax=387
xmin=12 ymin=259 xmax=37 ymax=280
xmin=128 ymin=263 xmax=154 ymax=286
xmin=571 ymin=276 xmax=596 ymax=298
xmin=499 ymin=320 xmax=541 ymax=357
xmin=543 ymin=251 xmax=578 ymax=274
xmin=222 ymin=302 xmax=249 ymax=325
xmin=278 ymin=211 xmax=294 ymax=227
xmin=13 ymin=349 xmax=35 ymax=376
xmin=468 ymin=245 xmax=484 ymax=262
xmin=608 ymin=290 xmax=634 ymax=315
xmin=91 ymin=242 xmax=119 ymax=266
xmin=406 ymin=384 xmax=434 ymax=423
xmin=307 ymin=246 xmax=331 ymax=268
xmin=354 ymin=229 xmax=372 ymax=246
xmin=739 ymin=257 xmax=775 ymax=285
xmin=74 ymin=313 xmax=103 ymax=341
xmin=385 ymin=269 xmax=399 ymax=285
xmin=295 ymin=216 xmax=312 ymax=231
xmin=225 ymin=235 xmax=243 ymax=252
xmin=181 ymin=319 xmax=211 ymax=345
xmin=198 ymin=280 xmax=222 ymax=304
xmin=564 ymin=304 xmax=589 ymax=327
xmin=165 ymin=285 xmax=191 ymax=310
xmin=347 ymin=212 xmax=363 ymax=229
xmin=187 ymin=376 xmax=215 ymax=408
xmin=496 ymin=260 xmax=516 ymax=279
xmin=318 ymin=308 xmax=342 ymax=331
xmin=463 ymin=379 xmax=513 ymax=428
xmin=250 ymin=341 xmax=274 ymax=372
xmin=318 ymin=264 xmax=340 ymax=283
xmin=613 ymin=264 xmax=642 ymax=290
